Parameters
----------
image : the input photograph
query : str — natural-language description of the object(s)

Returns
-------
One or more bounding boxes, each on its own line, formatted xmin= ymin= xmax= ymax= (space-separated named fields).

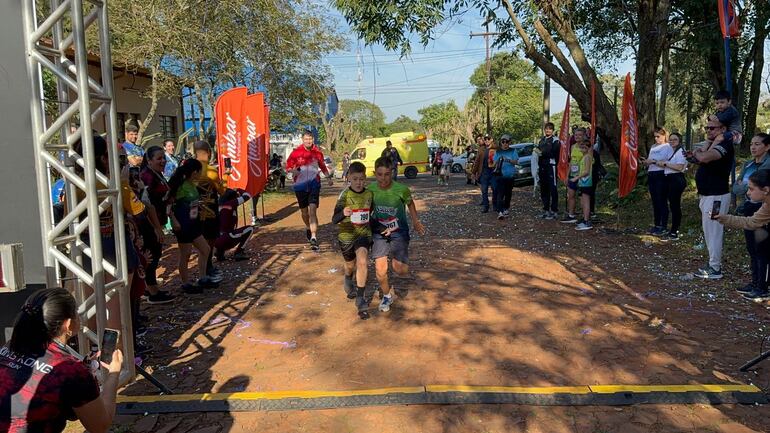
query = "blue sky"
xmin=324 ymin=10 xmax=595 ymax=122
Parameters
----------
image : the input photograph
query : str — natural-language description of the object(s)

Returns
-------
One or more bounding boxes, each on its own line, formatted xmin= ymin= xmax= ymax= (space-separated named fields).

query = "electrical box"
xmin=0 ymin=244 xmax=25 ymax=292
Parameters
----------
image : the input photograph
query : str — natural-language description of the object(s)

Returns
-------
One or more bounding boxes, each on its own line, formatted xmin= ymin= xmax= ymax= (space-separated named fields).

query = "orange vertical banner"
xmin=557 ymin=96 xmax=571 ymax=182
xmin=215 ymin=87 xmax=248 ymax=188
xmin=618 ymin=74 xmax=639 ymax=198
xmin=243 ymin=93 xmax=268 ymax=195
xmin=718 ymin=0 xmax=741 ymax=38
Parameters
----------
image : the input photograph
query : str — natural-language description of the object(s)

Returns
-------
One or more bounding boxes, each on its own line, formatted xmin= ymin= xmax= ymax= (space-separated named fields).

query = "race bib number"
xmin=350 ymin=209 xmax=370 ymax=225
xmin=570 ymin=164 xmax=579 ymax=174
xmin=189 ymin=202 xmax=199 ymax=219
xmin=380 ymin=217 xmax=399 ymax=231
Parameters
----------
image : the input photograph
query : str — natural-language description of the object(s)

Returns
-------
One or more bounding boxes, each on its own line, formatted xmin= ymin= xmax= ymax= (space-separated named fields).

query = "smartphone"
xmin=224 ymin=157 xmax=232 ymax=169
xmin=710 ymin=200 xmax=721 ymax=220
xmin=99 ymin=328 xmax=120 ymax=364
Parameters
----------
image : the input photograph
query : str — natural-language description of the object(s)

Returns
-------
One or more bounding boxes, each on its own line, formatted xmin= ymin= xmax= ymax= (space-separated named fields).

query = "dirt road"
xmin=114 ymin=175 xmax=770 ymax=433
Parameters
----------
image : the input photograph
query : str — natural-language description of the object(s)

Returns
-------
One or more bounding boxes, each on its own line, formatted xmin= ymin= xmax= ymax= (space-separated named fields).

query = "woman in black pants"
xmin=642 ymin=127 xmax=673 ymax=236
xmin=656 ymin=132 xmax=688 ymax=241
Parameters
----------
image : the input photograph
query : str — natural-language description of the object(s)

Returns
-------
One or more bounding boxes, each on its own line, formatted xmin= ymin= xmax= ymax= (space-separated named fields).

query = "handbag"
xmin=492 ymin=158 xmax=503 ymax=176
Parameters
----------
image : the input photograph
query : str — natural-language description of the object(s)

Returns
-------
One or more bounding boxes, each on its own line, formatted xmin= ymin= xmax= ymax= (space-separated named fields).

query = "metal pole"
xmin=470 ymin=24 xmax=500 ymax=137
xmin=723 ymin=0 xmax=733 ymax=94
xmin=543 ymin=76 xmax=551 ymax=125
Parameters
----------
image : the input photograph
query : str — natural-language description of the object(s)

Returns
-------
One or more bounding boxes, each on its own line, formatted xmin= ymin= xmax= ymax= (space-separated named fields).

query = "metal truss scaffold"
xmin=21 ymin=0 xmax=134 ymax=379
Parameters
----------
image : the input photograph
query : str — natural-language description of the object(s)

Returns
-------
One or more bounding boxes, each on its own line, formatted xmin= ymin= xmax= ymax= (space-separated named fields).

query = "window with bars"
xmin=160 ymin=115 xmax=178 ymax=140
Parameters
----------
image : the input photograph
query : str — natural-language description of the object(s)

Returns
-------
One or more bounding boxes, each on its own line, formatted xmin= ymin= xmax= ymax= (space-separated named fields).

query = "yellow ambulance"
xmin=349 ymin=132 xmax=430 ymax=178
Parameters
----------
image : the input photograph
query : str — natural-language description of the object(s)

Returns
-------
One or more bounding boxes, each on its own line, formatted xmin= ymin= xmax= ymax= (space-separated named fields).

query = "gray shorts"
xmin=371 ymin=235 xmax=409 ymax=263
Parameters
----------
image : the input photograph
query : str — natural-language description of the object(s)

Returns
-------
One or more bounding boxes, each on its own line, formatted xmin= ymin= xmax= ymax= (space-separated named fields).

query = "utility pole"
xmin=470 ymin=21 xmax=500 ymax=136
xmin=542 ymin=52 xmax=552 ymax=125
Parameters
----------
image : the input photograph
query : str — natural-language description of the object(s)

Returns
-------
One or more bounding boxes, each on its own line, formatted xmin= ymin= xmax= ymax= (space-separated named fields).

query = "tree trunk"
xmin=502 ymin=0 xmax=622 ymax=161
xmin=139 ymin=63 xmax=161 ymax=144
xmin=743 ymin=6 xmax=769 ymax=142
xmin=635 ymin=0 xmax=671 ymax=156
xmin=657 ymin=41 xmax=671 ymax=128
xmin=194 ymin=82 xmax=206 ymax=140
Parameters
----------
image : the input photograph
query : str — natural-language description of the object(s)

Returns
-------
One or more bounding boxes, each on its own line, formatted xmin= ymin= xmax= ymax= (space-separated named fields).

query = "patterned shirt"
xmin=333 ymin=188 xmax=373 ymax=244
xmin=0 ymin=342 xmax=100 ymax=433
xmin=368 ymin=181 xmax=413 ymax=238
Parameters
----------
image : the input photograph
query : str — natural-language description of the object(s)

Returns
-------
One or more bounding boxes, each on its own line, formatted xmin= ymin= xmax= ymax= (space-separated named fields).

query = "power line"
xmin=378 ymin=87 xmax=471 ymax=109
xmin=325 ymin=47 xmax=487 ymax=59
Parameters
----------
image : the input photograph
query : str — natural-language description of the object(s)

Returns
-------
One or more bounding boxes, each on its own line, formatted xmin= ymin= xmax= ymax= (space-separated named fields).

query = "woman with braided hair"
xmin=0 ymin=288 xmax=123 ymax=433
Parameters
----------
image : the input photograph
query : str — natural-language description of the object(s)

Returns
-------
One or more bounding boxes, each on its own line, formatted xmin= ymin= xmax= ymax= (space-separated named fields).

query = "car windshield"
xmin=350 ymin=148 xmax=366 ymax=160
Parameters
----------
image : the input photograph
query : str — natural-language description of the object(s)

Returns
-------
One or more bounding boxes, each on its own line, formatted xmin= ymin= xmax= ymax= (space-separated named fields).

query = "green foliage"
xmin=468 ymin=52 xmax=542 ymax=141
xmin=339 ymin=99 xmax=387 ymax=137
xmin=418 ymin=101 xmax=461 ymax=133
xmin=385 ymin=115 xmax=423 ymax=135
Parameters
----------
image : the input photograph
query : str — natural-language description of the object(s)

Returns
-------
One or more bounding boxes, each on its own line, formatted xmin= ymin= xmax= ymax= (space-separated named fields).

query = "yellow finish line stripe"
xmin=117 ymin=386 xmax=425 ymax=404
xmin=426 ymin=385 xmax=591 ymax=394
xmin=589 ymin=384 xmax=761 ymax=394
xmin=117 ymin=384 xmax=760 ymax=404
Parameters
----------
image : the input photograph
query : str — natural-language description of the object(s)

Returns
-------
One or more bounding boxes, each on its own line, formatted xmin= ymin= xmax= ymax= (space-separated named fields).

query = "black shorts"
xmin=202 ymin=217 xmax=220 ymax=240
xmin=172 ymin=207 xmax=203 ymax=244
xmin=295 ymin=187 xmax=320 ymax=209
xmin=578 ymin=186 xmax=594 ymax=196
xmin=339 ymin=237 xmax=372 ymax=262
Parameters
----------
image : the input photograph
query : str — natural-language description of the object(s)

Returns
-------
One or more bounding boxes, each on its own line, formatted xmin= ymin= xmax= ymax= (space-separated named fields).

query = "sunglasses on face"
xmin=704 ymin=126 xmax=720 ymax=131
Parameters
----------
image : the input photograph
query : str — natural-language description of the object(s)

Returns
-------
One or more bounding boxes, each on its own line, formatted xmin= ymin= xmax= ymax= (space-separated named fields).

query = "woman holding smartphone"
xmin=716 ymin=169 xmax=770 ymax=301
xmin=0 ymin=288 xmax=124 ymax=433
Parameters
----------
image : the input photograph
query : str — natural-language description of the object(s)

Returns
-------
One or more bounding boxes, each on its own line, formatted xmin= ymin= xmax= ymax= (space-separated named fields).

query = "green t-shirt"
xmin=368 ymin=181 xmax=413 ymax=238
xmin=335 ymin=188 xmax=373 ymax=243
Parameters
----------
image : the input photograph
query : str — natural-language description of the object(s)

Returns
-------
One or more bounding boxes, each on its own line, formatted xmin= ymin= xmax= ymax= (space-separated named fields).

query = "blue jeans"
xmin=479 ymin=171 xmax=497 ymax=210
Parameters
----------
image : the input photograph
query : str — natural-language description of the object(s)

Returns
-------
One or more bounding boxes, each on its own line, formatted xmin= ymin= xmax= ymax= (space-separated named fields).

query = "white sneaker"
xmin=497 ymin=212 xmax=505 ymax=220
xmin=379 ymin=294 xmax=394 ymax=312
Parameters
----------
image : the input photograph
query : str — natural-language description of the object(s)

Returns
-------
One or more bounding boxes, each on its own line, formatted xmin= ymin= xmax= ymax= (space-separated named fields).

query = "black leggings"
xmin=495 ymin=177 xmax=514 ymax=211
xmin=743 ymin=201 xmax=769 ymax=290
xmin=648 ymin=171 xmax=668 ymax=228
xmin=137 ymin=217 xmax=162 ymax=287
xmin=665 ymin=173 xmax=686 ymax=233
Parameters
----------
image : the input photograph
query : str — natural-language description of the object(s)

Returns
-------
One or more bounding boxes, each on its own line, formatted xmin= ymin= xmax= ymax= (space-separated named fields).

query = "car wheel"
xmin=452 ymin=163 xmax=463 ymax=173
xmin=404 ymin=166 xmax=418 ymax=179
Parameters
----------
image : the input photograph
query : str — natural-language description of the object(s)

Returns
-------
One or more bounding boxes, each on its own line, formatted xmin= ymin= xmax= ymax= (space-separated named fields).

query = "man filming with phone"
xmin=689 ymin=117 xmax=735 ymax=279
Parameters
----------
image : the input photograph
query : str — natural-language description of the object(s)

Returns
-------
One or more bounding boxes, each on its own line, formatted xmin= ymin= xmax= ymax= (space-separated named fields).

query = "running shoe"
xmin=736 ymin=283 xmax=755 ymax=294
xmin=358 ymin=310 xmax=370 ymax=320
xmin=481 ymin=207 xmax=489 ymax=213
xmin=147 ymin=291 xmax=176 ymax=305
xmin=207 ymin=272 xmax=224 ymax=283
xmin=379 ymin=294 xmax=394 ymax=312
xmin=560 ymin=214 xmax=577 ymax=223
xmin=694 ymin=266 xmax=723 ymax=280
xmin=497 ymin=211 xmax=505 ymax=220
xmin=661 ymin=231 xmax=679 ymax=242
xmin=544 ymin=212 xmax=556 ymax=220
xmin=182 ymin=283 xmax=203 ymax=294
xmin=538 ymin=211 xmax=550 ymax=219
xmin=502 ymin=209 xmax=510 ymax=217
xmin=310 ymin=238 xmax=320 ymax=251
xmin=198 ymin=276 xmax=220 ymax=288
xmin=742 ymin=288 xmax=770 ymax=302
xmin=575 ymin=221 xmax=593 ymax=231
xmin=231 ymin=250 xmax=249 ymax=261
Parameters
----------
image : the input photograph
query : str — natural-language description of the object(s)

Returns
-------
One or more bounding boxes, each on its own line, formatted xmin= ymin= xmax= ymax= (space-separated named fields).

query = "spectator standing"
xmin=381 ymin=140 xmax=403 ymax=180
xmin=341 ymin=151 xmax=351 ymax=182
xmin=657 ymin=132 xmax=688 ymax=241
xmin=717 ymin=169 xmax=770 ymax=301
xmin=728 ymin=134 xmax=770 ymax=295
xmin=472 ymin=135 xmax=495 ymax=213
xmin=139 ymin=146 xmax=176 ymax=304
xmin=493 ymin=135 xmax=519 ymax=220
xmin=121 ymin=124 xmax=144 ymax=167
xmin=193 ymin=141 xmax=227 ymax=283
xmin=163 ymin=139 xmax=178 ymax=179
xmin=536 ymin=122 xmax=560 ymax=219
xmin=691 ymin=117 xmax=735 ymax=279
xmin=572 ymin=139 xmax=594 ymax=230
xmin=439 ymin=147 xmax=454 ymax=185
xmin=561 ymin=127 xmax=586 ymax=223
xmin=642 ymin=127 xmax=674 ymax=235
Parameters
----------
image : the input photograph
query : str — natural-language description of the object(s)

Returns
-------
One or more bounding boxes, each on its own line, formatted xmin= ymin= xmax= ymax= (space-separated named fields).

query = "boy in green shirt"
xmin=332 ymin=162 xmax=374 ymax=319
xmin=369 ymin=157 xmax=426 ymax=313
